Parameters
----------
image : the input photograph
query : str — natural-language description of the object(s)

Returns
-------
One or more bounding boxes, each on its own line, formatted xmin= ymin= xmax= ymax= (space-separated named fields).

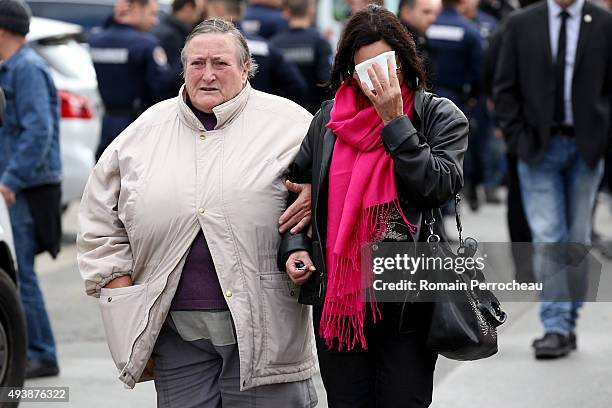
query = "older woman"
xmin=280 ymin=5 xmax=469 ymax=407
xmin=77 ymin=19 xmax=317 ymax=407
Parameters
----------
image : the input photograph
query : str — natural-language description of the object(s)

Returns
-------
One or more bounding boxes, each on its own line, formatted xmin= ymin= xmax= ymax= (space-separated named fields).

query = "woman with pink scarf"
xmin=278 ymin=5 xmax=469 ymax=407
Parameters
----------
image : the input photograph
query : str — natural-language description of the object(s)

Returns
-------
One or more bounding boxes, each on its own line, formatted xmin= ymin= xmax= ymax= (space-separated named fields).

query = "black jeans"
xmin=314 ymin=302 xmax=437 ymax=408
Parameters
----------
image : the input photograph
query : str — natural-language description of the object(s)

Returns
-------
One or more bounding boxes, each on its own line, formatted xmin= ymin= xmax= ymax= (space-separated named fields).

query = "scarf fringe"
xmin=321 ymin=199 xmax=417 ymax=351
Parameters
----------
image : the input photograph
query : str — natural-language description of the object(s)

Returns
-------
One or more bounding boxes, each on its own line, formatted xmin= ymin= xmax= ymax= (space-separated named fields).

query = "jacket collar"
xmin=177 ymin=82 xmax=252 ymax=131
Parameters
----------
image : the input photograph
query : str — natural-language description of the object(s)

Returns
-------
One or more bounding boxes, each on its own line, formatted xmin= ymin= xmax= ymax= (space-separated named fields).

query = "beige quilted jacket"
xmin=77 ymin=83 xmax=317 ymax=389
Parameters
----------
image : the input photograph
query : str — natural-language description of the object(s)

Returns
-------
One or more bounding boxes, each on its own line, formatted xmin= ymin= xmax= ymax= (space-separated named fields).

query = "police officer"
xmin=242 ymin=0 xmax=288 ymax=39
xmin=426 ymin=0 xmax=482 ymax=213
xmin=426 ymin=0 xmax=483 ymax=108
xmin=398 ymin=0 xmax=442 ymax=85
xmin=89 ymin=0 xmax=178 ymax=159
xmin=153 ymin=0 xmax=206 ymax=100
xmin=207 ymin=0 xmax=307 ymax=100
xmin=398 ymin=0 xmax=441 ymax=51
xmin=459 ymin=0 xmax=503 ymax=209
xmin=270 ymin=0 xmax=332 ymax=114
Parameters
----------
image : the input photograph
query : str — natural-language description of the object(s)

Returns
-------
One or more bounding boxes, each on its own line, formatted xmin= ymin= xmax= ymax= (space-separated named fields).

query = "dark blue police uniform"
xmin=89 ymin=19 xmax=177 ymax=159
xmin=152 ymin=14 xmax=192 ymax=100
xmin=426 ymin=6 xmax=484 ymax=212
xmin=466 ymin=10 xmax=503 ymax=196
xmin=474 ymin=10 xmax=498 ymax=49
xmin=271 ymin=27 xmax=333 ymax=114
xmin=239 ymin=28 xmax=307 ymax=102
xmin=242 ymin=4 xmax=289 ymax=39
xmin=426 ymin=7 xmax=484 ymax=108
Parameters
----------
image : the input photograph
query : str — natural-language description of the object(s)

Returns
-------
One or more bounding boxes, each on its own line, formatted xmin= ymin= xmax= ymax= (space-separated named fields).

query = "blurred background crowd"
xmin=20 ymin=0 xmax=612 ymax=250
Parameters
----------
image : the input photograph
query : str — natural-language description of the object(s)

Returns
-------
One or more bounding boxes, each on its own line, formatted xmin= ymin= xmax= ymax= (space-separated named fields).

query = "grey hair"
xmin=180 ymin=18 xmax=258 ymax=79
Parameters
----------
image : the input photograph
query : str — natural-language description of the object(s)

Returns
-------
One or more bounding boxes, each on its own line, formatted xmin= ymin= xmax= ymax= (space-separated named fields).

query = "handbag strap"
xmin=454 ymin=194 xmax=464 ymax=246
xmin=425 ymin=194 xmax=464 ymax=246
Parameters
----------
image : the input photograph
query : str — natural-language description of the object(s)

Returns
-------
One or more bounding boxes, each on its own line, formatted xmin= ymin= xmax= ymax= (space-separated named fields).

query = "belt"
xmin=551 ymin=125 xmax=575 ymax=137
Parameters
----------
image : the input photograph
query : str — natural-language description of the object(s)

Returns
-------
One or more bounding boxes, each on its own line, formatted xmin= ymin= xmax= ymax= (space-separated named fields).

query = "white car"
xmin=0 ymin=197 xmax=24 ymax=392
xmin=0 ymin=87 xmax=27 ymax=393
xmin=27 ymin=17 xmax=102 ymax=206
xmin=26 ymin=0 xmax=173 ymax=35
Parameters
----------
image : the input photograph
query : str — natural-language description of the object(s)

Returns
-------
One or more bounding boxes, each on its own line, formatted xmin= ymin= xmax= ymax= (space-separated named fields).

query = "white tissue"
xmin=354 ymin=50 xmax=396 ymax=90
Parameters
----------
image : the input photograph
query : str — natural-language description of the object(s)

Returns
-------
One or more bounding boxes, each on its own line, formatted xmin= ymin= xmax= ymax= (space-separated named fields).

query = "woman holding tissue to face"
xmin=278 ymin=5 xmax=469 ymax=407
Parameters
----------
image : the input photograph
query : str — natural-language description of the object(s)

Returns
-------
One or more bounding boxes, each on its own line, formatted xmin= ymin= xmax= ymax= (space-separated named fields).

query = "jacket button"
xmin=198 ymin=207 xmax=205 ymax=214
xmin=225 ymin=290 xmax=233 ymax=298
xmin=199 ymin=134 xmax=206 ymax=140
xmin=107 ymin=297 xmax=112 ymax=302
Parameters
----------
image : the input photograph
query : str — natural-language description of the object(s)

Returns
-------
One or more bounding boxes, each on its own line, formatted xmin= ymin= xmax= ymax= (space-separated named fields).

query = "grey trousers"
xmin=152 ymin=318 xmax=318 ymax=408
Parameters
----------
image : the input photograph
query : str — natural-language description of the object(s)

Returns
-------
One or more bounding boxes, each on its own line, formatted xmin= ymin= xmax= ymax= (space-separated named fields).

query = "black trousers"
xmin=314 ymin=303 xmax=437 ymax=408
xmin=506 ymin=153 xmax=535 ymax=283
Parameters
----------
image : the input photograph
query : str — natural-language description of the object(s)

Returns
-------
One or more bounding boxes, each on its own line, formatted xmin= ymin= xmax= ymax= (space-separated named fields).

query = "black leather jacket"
xmin=279 ymin=90 xmax=469 ymax=305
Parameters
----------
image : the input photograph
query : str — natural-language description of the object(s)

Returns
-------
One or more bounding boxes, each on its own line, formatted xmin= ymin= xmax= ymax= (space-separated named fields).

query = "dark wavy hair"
xmin=329 ymin=4 xmax=427 ymax=92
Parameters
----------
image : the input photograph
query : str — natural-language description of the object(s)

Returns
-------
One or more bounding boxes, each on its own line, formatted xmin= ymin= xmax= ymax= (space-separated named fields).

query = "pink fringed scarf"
xmin=322 ymin=80 xmax=417 ymax=351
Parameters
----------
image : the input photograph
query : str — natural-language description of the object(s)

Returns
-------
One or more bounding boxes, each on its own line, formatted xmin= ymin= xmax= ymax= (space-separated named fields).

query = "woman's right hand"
xmin=103 ymin=275 xmax=133 ymax=289
xmin=279 ymin=181 xmax=312 ymax=235
xmin=286 ymin=251 xmax=316 ymax=285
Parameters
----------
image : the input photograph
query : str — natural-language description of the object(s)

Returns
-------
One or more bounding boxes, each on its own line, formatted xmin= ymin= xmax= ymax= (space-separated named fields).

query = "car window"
xmin=27 ymin=1 xmax=172 ymax=33
xmin=32 ymin=37 xmax=97 ymax=80
xmin=27 ymin=2 xmax=114 ymax=32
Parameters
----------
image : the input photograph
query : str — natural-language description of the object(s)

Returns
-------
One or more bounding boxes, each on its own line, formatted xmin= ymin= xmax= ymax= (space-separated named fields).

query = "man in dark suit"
xmin=494 ymin=0 xmax=612 ymax=359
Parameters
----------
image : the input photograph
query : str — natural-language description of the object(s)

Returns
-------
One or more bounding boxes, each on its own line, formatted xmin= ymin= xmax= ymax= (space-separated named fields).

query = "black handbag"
xmin=424 ymin=195 xmax=507 ymax=361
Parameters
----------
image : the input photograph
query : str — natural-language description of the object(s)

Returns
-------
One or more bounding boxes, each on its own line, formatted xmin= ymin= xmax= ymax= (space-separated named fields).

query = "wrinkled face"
xmin=184 ymin=33 xmax=249 ymax=113
xmin=401 ymin=0 xmax=441 ymax=34
xmin=135 ymin=0 xmax=159 ymax=31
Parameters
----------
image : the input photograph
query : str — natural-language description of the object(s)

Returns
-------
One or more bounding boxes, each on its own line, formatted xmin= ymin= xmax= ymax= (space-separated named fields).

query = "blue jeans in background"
xmin=518 ymin=136 xmax=604 ymax=336
xmin=9 ymin=194 xmax=58 ymax=364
